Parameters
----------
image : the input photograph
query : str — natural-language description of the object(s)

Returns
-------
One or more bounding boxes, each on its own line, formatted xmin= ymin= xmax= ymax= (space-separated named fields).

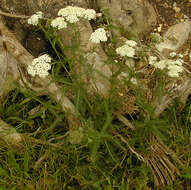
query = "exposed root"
xmin=0 ymin=15 xmax=81 ymax=130
xmin=116 ymin=113 xmax=181 ymax=186
xmin=146 ymin=135 xmax=181 ymax=186
xmin=154 ymin=77 xmax=191 ymax=116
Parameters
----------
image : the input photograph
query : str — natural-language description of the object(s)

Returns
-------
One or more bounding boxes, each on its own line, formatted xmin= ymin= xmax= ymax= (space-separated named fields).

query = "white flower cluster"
xmin=27 ymin=12 xmax=43 ymax=26
xmin=83 ymin=9 xmax=97 ymax=20
xmin=169 ymin=52 xmax=177 ymax=58
xmin=57 ymin=6 xmax=96 ymax=23
xmin=169 ymin=52 xmax=183 ymax=58
xmin=149 ymin=56 xmax=184 ymax=77
xmin=51 ymin=6 xmax=96 ymax=29
xmin=51 ymin=17 xmax=67 ymax=29
xmin=148 ymin=56 xmax=158 ymax=65
xmin=89 ymin=28 xmax=107 ymax=43
xmin=167 ymin=60 xmax=183 ymax=77
xmin=116 ymin=40 xmax=137 ymax=58
xmin=27 ymin=54 xmax=51 ymax=78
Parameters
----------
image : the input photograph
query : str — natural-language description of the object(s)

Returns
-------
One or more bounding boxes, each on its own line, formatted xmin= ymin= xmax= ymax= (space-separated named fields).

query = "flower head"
xmin=90 ymin=28 xmax=107 ymax=43
xmin=83 ymin=9 xmax=96 ymax=20
xmin=149 ymin=57 xmax=184 ymax=77
xmin=58 ymin=6 xmax=85 ymax=23
xmin=27 ymin=54 xmax=52 ymax=78
xmin=125 ymin=40 xmax=137 ymax=47
xmin=169 ymin=52 xmax=177 ymax=58
xmin=148 ymin=56 xmax=158 ymax=65
xmin=154 ymin=60 xmax=167 ymax=69
xmin=167 ymin=64 xmax=183 ymax=77
xmin=116 ymin=45 xmax=135 ymax=58
xmin=27 ymin=11 xmax=43 ymax=26
xmin=116 ymin=39 xmax=137 ymax=58
xmin=51 ymin=17 xmax=67 ymax=29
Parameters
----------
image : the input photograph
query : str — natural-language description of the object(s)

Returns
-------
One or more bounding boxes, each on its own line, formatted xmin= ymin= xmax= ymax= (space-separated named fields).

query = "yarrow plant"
xmin=57 ymin=6 xmax=96 ymax=24
xmin=89 ymin=28 xmax=107 ymax=43
xmin=28 ymin=6 xmax=96 ymax=29
xmin=27 ymin=54 xmax=52 ymax=78
xmin=149 ymin=56 xmax=184 ymax=77
xmin=27 ymin=11 xmax=43 ymax=26
xmin=116 ymin=40 xmax=137 ymax=58
xmin=51 ymin=17 xmax=67 ymax=29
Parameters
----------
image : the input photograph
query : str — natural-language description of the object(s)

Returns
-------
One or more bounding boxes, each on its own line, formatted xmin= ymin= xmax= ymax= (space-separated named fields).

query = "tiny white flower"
xmin=57 ymin=6 xmax=97 ymax=23
xmin=178 ymin=53 xmax=183 ymax=58
xmin=90 ymin=28 xmax=107 ymax=43
xmin=125 ymin=40 xmax=137 ymax=47
xmin=38 ymin=54 xmax=52 ymax=63
xmin=174 ymin=59 xmax=183 ymax=66
xmin=169 ymin=52 xmax=177 ymax=58
xmin=116 ymin=45 xmax=135 ymax=58
xmin=38 ymin=71 xmax=49 ymax=78
xmin=84 ymin=9 xmax=96 ymax=20
xmin=167 ymin=64 xmax=183 ymax=77
xmin=148 ymin=57 xmax=184 ymax=77
xmin=27 ymin=54 xmax=52 ymax=78
xmin=58 ymin=6 xmax=85 ymax=23
xmin=51 ymin=17 xmax=67 ymax=29
xmin=154 ymin=60 xmax=167 ymax=69
xmin=148 ymin=56 xmax=158 ymax=65
xmin=27 ymin=65 xmax=36 ymax=77
xmin=65 ymin=15 xmax=79 ymax=23
xmin=27 ymin=11 xmax=43 ymax=26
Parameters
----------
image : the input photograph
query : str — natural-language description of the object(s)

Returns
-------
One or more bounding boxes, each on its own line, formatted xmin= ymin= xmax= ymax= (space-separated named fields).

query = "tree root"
xmin=0 ymin=15 xmax=81 ymax=130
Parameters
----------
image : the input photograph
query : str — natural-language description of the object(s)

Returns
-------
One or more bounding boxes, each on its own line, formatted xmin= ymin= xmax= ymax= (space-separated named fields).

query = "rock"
xmin=97 ymin=0 xmax=157 ymax=35
xmin=58 ymin=20 xmax=112 ymax=97
xmin=156 ymin=21 xmax=191 ymax=55
xmin=84 ymin=52 xmax=112 ymax=97
xmin=0 ymin=37 xmax=19 ymax=98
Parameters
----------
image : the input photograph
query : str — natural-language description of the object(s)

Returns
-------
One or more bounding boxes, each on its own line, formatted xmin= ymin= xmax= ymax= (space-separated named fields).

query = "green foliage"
xmin=0 ymin=9 xmax=190 ymax=190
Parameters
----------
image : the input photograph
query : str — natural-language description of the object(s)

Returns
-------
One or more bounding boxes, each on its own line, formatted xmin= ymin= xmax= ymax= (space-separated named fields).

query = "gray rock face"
xmin=156 ymin=21 xmax=191 ymax=55
xmin=97 ymin=0 xmax=157 ymax=34
xmin=0 ymin=38 xmax=19 ymax=98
